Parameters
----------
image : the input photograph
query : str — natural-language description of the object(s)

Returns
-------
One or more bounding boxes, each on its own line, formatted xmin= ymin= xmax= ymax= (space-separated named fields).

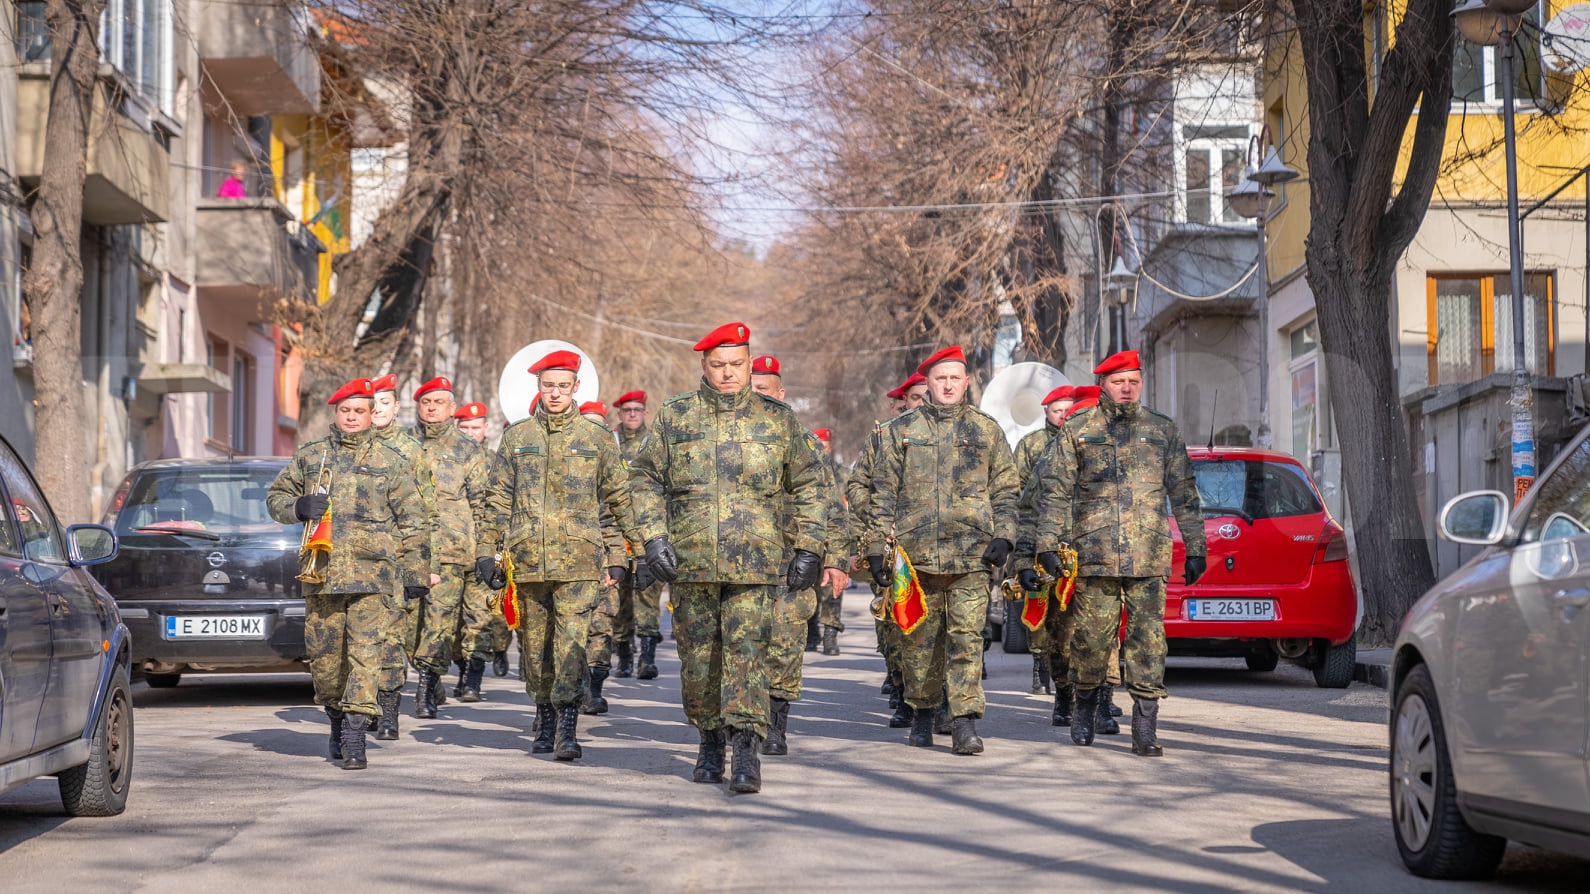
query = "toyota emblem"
xmin=206 ymin=551 xmax=227 ymax=568
xmin=1217 ymin=524 xmax=1240 ymax=540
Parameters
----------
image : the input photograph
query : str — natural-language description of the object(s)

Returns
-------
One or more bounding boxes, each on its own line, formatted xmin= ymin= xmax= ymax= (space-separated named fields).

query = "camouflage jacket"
xmin=1036 ymin=392 xmax=1206 ymax=577
xmin=266 ymin=425 xmax=430 ymax=595
xmin=867 ymin=400 xmax=1020 ymax=575
xmin=618 ymin=424 xmax=648 ymax=468
xmin=1012 ymin=423 xmax=1061 ymax=561
xmin=500 ymin=405 xmax=639 ymax=583
xmin=845 ymin=421 xmax=890 ymax=558
xmin=779 ymin=435 xmax=850 ymax=568
xmin=629 ymin=379 xmax=825 ymax=585
xmin=415 ymin=420 xmax=505 ymax=572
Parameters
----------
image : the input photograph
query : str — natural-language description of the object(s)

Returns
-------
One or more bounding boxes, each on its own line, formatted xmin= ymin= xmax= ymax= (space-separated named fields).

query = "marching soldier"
xmin=369 ymin=372 xmax=428 ymax=736
xmin=577 ymin=399 xmax=625 ymax=716
xmin=811 ymin=428 xmax=848 ymax=656
xmin=630 ymin=323 xmax=825 ymax=794
xmin=613 ymin=390 xmax=662 ymax=679
xmin=1012 ymin=385 xmax=1073 ymax=698
xmin=454 ymin=401 xmax=514 ymax=682
xmin=1036 ymin=350 xmax=1206 ymax=756
xmin=408 ymin=377 xmax=505 ymax=717
xmin=866 ymin=347 xmax=1019 ymax=755
xmin=267 ymin=378 xmax=430 ymax=769
xmin=500 ymin=351 xmax=639 ymax=761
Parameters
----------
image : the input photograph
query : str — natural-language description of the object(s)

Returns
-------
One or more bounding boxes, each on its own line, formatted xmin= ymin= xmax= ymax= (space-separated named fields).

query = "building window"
xmin=1426 ymin=272 xmax=1555 ymax=386
xmin=99 ymin=0 xmax=174 ymax=114
xmin=231 ymin=353 xmax=254 ymax=451
xmin=1288 ymin=318 xmax=1322 ymax=461
xmin=1177 ymin=124 xmax=1252 ymax=225
xmin=1453 ymin=3 xmax=1546 ymax=107
xmin=207 ymin=335 xmax=231 ymax=446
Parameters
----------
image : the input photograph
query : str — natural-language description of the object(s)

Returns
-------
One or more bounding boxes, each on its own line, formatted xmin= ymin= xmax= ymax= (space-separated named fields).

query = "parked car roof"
xmin=1186 ymin=446 xmax=1307 ymax=465
xmin=128 ymin=456 xmax=288 ymax=470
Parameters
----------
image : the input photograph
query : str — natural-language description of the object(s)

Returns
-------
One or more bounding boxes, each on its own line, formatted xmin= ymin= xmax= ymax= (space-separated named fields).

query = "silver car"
xmin=1390 ymin=425 xmax=1590 ymax=878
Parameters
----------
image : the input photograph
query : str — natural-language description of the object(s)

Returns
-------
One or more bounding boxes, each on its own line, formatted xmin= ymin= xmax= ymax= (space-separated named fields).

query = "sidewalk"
xmin=1353 ymin=647 xmax=1391 ymax=689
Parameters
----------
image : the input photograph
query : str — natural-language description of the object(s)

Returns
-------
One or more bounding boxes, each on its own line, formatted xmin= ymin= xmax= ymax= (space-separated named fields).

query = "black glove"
xmin=633 ymin=559 xmax=655 ymax=591
xmin=606 ymin=566 xmax=627 ymax=587
xmin=404 ymin=585 xmax=429 ymax=601
xmin=488 ymin=565 xmax=508 ymax=590
xmin=981 ymin=538 xmax=1013 ymax=568
xmin=786 ymin=549 xmax=822 ymax=591
xmin=473 ymin=556 xmax=497 ymax=586
xmin=867 ymin=555 xmax=890 ymax=589
xmin=644 ymin=537 xmax=679 ymax=583
xmin=294 ymin=494 xmax=329 ymax=521
xmin=1016 ymin=568 xmax=1041 ymax=592
xmin=1037 ymin=551 xmax=1064 ymax=578
xmin=1184 ymin=556 xmax=1207 ymax=586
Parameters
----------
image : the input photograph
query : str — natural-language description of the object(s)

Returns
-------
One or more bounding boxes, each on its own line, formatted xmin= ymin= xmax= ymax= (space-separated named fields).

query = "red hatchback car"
xmin=1166 ymin=447 xmax=1359 ymax=687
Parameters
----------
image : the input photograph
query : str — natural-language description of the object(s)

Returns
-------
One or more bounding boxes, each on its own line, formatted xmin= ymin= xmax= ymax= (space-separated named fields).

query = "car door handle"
xmin=1553 ymin=588 xmax=1590 ymax=607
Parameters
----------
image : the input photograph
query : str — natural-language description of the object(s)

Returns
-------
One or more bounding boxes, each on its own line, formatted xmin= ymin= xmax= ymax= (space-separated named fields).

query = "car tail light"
xmin=103 ymin=476 xmax=133 ymax=528
xmin=1312 ymin=520 xmax=1349 ymax=563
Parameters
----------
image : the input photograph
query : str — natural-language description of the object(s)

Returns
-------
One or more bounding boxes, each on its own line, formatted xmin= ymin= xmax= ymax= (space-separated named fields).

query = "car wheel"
xmin=1391 ymin=663 xmax=1505 ymax=879
xmin=59 ymin=663 xmax=134 ymax=817
xmin=1244 ymin=648 xmax=1279 ymax=672
xmin=1312 ymin=639 xmax=1355 ymax=689
xmin=1001 ymin=605 xmax=1030 ymax=654
xmin=144 ymin=672 xmax=181 ymax=688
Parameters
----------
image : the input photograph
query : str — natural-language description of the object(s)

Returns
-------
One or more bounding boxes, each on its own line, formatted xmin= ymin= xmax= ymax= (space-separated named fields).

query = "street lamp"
xmin=1453 ymin=0 xmax=1536 ymax=500
xmin=1225 ymin=133 xmax=1298 ymax=450
xmin=1105 ymin=254 xmax=1137 ymax=356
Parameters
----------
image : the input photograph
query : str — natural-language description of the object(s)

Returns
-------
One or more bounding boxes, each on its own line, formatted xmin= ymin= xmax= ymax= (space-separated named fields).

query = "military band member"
xmin=630 ymin=323 xmax=826 ymax=794
xmin=369 ymin=372 xmax=428 ymax=735
xmin=267 ymin=379 xmax=430 ymax=769
xmin=454 ymin=401 xmax=514 ymax=681
xmin=613 ymin=390 xmax=662 ymax=679
xmin=577 ymin=399 xmax=625 ymax=716
xmin=1012 ymin=385 xmax=1077 ymax=722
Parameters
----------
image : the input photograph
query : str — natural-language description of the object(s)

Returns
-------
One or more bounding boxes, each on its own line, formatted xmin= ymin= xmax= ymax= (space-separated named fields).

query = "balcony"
xmin=199 ymin=0 xmax=320 ymax=115
xmin=195 ymin=198 xmax=323 ymax=305
xmin=16 ymin=68 xmax=170 ymax=226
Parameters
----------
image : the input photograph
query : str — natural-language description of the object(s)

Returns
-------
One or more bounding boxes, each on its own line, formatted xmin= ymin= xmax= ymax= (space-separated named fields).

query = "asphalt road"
xmin=2 ymin=594 xmax=1586 ymax=893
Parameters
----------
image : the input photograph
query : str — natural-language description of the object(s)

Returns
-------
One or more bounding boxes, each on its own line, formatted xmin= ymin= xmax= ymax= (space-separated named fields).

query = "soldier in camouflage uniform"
xmin=1036 ymin=350 xmax=1206 ymax=756
xmin=1011 ymin=385 xmax=1073 ymax=709
xmin=368 ymin=373 xmax=429 ymax=738
xmin=810 ymin=429 xmax=849 ymax=656
xmin=407 ymin=377 xmax=506 ymax=718
xmin=577 ymin=400 xmax=626 ymax=716
xmin=500 ymin=351 xmax=638 ymax=761
xmin=866 ymin=347 xmax=1019 ymax=755
xmin=268 ymin=378 xmax=430 ymax=769
xmin=612 ymin=391 xmax=660 ymax=678
xmin=630 ymin=323 xmax=826 ymax=794
xmin=454 ymin=401 xmax=514 ymax=681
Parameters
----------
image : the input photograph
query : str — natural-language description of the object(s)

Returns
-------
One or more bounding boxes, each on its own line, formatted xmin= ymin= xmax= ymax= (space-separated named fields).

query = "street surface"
xmin=1 ymin=595 xmax=1585 ymax=892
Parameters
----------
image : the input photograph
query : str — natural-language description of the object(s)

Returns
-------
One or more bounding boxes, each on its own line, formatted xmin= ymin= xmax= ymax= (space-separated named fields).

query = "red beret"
xmin=529 ymin=350 xmax=581 ymax=375
xmin=614 ymin=390 xmax=646 ymax=406
xmin=328 ymin=378 xmax=375 ymax=405
xmin=1042 ymin=385 xmax=1076 ymax=406
xmin=413 ymin=376 xmax=453 ymax=400
xmin=915 ymin=346 xmax=967 ymax=377
xmin=528 ymin=394 xmax=540 ymax=414
xmin=579 ymin=401 xmax=608 ymax=417
xmin=1093 ymin=350 xmax=1142 ymax=376
xmin=371 ymin=373 xmax=397 ymax=393
xmin=886 ymin=372 xmax=926 ymax=399
xmin=812 ymin=428 xmax=831 ymax=442
xmin=1065 ymin=386 xmax=1101 ymax=418
xmin=693 ymin=322 xmax=751 ymax=352
xmin=751 ymin=355 xmax=781 ymax=376
xmin=453 ymin=402 xmax=488 ymax=420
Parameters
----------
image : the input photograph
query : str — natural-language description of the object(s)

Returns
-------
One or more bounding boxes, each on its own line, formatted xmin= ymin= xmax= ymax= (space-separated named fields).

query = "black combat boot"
xmin=1131 ymin=697 xmax=1164 ymax=756
xmin=581 ymin=667 xmax=610 ymax=715
xmin=553 ymin=705 xmax=583 ymax=761
xmin=1032 ymin=655 xmax=1051 ymax=694
xmin=453 ymin=657 xmax=468 ymax=698
xmin=415 ymin=669 xmax=438 ymax=719
xmin=821 ymin=625 xmax=840 ymax=656
xmin=460 ymin=657 xmax=486 ymax=703
xmin=950 ymin=716 xmax=984 ymax=755
xmin=340 ymin=713 xmax=369 ymax=770
xmin=805 ymin=614 xmax=820 ymax=651
xmin=493 ymin=650 xmax=510 ymax=678
xmin=1051 ymin=684 xmax=1073 ymax=727
xmin=933 ymin=694 xmax=952 ymax=735
xmin=908 ymin=705 xmax=934 ymax=747
xmin=889 ymin=699 xmax=915 ymax=728
xmin=432 ymin=670 xmax=448 ymax=707
xmin=326 ymin=707 xmax=345 ymax=761
xmin=532 ymin=703 xmax=556 ymax=754
xmin=881 ymin=675 xmax=896 ymax=697
xmin=762 ymin=698 xmax=790 ymax=755
xmin=638 ymin=635 xmax=660 ymax=680
xmin=1096 ymin=683 xmax=1120 ymax=735
xmin=616 ymin=639 xmax=635 ymax=678
xmin=693 ymin=727 xmax=726 ymax=783
xmin=375 ymin=690 xmax=401 ymax=740
xmin=1071 ymin=687 xmax=1100 ymax=746
xmin=729 ymin=727 xmax=763 ymax=794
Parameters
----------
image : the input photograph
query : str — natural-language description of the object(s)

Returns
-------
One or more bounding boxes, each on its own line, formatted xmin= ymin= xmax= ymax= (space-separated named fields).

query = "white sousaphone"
xmin=497 ymin=339 xmax=602 ymax=425
xmin=980 ymin=361 xmax=1070 ymax=449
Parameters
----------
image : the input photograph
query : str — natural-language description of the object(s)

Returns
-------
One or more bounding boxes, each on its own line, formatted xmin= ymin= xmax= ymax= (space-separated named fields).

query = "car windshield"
xmin=109 ymin=466 xmax=289 ymax=537
xmin=1192 ymin=459 xmax=1323 ymax=520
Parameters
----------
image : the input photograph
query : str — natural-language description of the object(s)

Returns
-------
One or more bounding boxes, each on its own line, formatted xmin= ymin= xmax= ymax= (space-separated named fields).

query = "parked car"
xmin=92 ymin=458 xmax=306 ymax=687
xmin=0 ymin=434 xmax=132 ymax=815
xmin=1389 ymin=425 xmax=1590 ymax=878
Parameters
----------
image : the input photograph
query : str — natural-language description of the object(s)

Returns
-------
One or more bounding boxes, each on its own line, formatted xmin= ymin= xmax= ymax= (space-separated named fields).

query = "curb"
xmin=1353 ymin=661 xmax=1389 ymax=689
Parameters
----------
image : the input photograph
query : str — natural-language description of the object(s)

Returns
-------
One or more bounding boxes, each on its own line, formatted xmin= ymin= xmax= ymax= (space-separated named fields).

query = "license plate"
xmin=165 ymin=614 xmax=269 ymax=639
xmin=1186 ymin=599 xmax=1276 ymax=621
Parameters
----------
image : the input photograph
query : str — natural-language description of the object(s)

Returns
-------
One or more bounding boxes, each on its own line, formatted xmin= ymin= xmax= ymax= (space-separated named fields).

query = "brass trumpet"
xmin=296 ymin=451 xmax=332 ymax=584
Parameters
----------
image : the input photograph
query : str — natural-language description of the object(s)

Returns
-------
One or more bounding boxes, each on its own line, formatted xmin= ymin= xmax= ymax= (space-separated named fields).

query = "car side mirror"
xmin=1438 ymin=491 xmax=1509 ymax=546
xmin=67 ymin=524 xmax=119 ymax=566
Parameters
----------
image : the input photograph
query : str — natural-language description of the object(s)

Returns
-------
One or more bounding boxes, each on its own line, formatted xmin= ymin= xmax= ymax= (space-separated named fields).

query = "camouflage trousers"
xmin=306 ymin=591 xmax=388 ymax=717
xmin=873 ymin=583 xmax=904 ymax=681
xmin=486 ymin=610 xmax=512 ymax=653
xmin=901 ymin=572 xmax=987 ymax=718
xmin=374 ymin=589 xmax=410 ymax=690
xmin=452 ymin=577 xmax=496 ymax=662
xmin=1026 ymin=591 xmax=1079 ymax=685
xmin=405 ymin=565 xmax=467 ymax=675
xmin=1069 ymin=576 xmax=1167 ymax=699
xmin=672 ymin=582 xmax=775 ymax=737
xmin=620 ymin=573 xmax=663 ymax=640
xmin=768 ymin=583 xmax=817 ymax=701
xmin=817 ymin=587 xmax=844 ymax=632
xmin=586 ymin=580 xmax=619 ymax=670
xmin=517 ymin=579 xmax=600 ymax=708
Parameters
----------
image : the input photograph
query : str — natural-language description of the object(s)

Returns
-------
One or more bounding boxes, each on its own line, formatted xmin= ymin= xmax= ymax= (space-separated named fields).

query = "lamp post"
xmin=1104 ymin=255 xmax=1136 ymax=356
xmin=1454 ymin=0 xmax=1536 ymax=500
xmin=1225 ymin=134 xmax=1299 ymax=450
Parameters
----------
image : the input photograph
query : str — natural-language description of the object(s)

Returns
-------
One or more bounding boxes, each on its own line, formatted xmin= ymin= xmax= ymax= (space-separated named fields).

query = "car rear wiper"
xmin=1201 ymin=506 xmax=1254 ymax=525
xmin=132 ymin=525 xmax=223 ymax=541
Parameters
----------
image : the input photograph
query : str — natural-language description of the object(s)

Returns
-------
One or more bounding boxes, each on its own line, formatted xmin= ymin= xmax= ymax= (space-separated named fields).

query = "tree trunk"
xmin=23 ymin=0 xmax=104 ymax=523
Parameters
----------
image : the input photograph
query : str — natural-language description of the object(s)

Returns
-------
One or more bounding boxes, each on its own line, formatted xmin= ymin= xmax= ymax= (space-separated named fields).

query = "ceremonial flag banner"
xmin=499 ymin=553 xmax=520 ymax=628
xmin=890 ymin=544 xmax=927 ymax=634
xmin=1020 ymin=587 xmax=1048 ymax=631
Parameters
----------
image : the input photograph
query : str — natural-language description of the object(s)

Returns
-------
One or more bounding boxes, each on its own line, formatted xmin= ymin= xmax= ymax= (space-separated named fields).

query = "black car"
xmin=0 ymin=433 xmax=132 ymax=815
xmin=93 ymin=458 xmax=306 ymax=686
